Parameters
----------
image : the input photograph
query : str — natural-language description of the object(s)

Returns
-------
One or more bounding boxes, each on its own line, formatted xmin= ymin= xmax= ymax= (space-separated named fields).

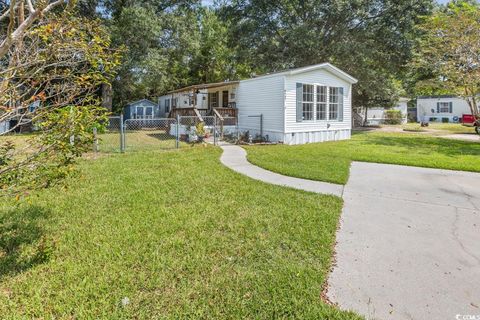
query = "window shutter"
xmin=436 ymin=102 xmax=440 ymax=113
xmin=338 ymin=87 xmax=344 ymax=122
xmin=296 ymin=83 xmax=303 ymax=122
xmin=449 ymin=102 xmax=453 ymax=113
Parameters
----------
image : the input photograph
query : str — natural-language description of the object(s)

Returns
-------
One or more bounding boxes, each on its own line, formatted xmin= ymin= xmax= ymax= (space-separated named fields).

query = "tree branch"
xmin=0 ymin=0 xmax=67 ymax=59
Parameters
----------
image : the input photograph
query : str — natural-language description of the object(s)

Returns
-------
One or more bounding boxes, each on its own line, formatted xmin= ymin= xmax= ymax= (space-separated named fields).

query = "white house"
xmin=158 ymin=63 xmax=358 ymax=144
xmin=356 ymin=98 xmax=409 ymax=125
xmin=416 ymin=95 xmax=476 ymax=123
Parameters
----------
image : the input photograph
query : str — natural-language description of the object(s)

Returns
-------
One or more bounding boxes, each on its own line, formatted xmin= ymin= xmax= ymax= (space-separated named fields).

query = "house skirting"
xmin=283 ymin=129 xmax=351 ymax=145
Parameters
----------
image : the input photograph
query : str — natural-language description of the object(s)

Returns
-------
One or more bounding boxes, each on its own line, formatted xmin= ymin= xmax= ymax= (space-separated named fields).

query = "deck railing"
xmin=168 ymin=107 xmax=238 ymax=126
xmin=169 ymin=108 xmax=204 ymax=122
xmin=213 ymin=107 xmax=238 ymax=118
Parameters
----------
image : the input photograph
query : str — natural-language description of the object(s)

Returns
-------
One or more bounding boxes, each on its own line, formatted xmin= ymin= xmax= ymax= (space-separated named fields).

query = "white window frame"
xmin=316 ymin=86 xmax=327 ymax=120
xmin=297 ymin=83 xmax=344 ymax=122
xmin=328 ymin=87 xmax=341 ymax=121
xmin=302 ymin=84 xmax=314 ymax=121
xmin=438 ymin=102 xmax=451 ymax=113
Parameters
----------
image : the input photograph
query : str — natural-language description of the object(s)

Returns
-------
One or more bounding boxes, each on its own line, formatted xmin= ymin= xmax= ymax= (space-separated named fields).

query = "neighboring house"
xmin=158 ymin=63 xmax=358 ymax=144
xmin=0 ymin=100 xmax=41 ymax=134
xmin=416 ymin=95 xmax=476 ymax=123
xmin=0 ymin=121 xmax=9 ymax=134
xmin=356 ymin=98 xmax=409 ymax=125
xmin=123 ymin=99 xmax=160 ymax=121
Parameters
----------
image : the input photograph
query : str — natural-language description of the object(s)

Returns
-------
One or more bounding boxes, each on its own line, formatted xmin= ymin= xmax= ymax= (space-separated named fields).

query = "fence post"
xmin=93 ymin=127 xmax=98 ymax=153
xmin=213 ymin=115 xmax=217 ymax=146
xmin=236 ymin=116 xmax=240 ymax=144
xmin=176 ymin=115 xmax=180 ymax=149
xmin=120 ymin=114 xmax=125 ymax=153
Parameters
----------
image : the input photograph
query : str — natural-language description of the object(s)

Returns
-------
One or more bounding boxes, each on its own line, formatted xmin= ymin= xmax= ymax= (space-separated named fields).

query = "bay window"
xmin=296 ymin=83 xmax=343 ymax=122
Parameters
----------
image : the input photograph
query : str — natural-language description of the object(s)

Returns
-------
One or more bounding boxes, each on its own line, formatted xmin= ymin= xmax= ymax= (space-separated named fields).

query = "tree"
xmin=109 ymin=3 xmax=202 ymax=110
xmin=0 ymin=11 xmax=121 ymax=195
xmin=108 ymin=2 xmax=251 ymax=111
xmin=189 ymin=8 xmax=251 ymax=84
xmin=412 ymin=1 xmax=480 ymax=118
xmin=219 ymin=0 xmax=432 ymax=112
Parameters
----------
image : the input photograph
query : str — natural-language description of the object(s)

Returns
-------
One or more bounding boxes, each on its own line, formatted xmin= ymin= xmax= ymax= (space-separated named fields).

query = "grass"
xmin=401 ymin=122 xmax=475 ymax=134
xmin=98 ymin=130 xmax=179 ymax=153
xmin=245 ymin=131 xmax=480 ymax=185
xmin=0 ymin=146 xmax=360 ymax=319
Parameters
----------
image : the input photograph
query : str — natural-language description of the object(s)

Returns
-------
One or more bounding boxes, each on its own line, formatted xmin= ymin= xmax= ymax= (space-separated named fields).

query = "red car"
xmin=461 ymin=114 xmax=480 ymax=134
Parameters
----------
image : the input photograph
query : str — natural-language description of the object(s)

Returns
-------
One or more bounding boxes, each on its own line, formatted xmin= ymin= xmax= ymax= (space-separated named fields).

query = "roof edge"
xmin=288 ymin=63 xmax=358 ymax=84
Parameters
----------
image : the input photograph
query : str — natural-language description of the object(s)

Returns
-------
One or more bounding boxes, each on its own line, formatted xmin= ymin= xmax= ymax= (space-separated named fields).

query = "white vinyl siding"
xmin=236 ymin=75 xmax=284 ymax=136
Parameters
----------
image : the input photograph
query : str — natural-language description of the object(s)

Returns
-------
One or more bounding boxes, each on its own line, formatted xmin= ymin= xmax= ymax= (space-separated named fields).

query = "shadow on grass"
xmin=146 ymin=133 xmax=176 ymax=141
xmin=359 ymin=134 xmax=480 ymax=157
xmin=0 ymin=206 xmax=53 ymax=279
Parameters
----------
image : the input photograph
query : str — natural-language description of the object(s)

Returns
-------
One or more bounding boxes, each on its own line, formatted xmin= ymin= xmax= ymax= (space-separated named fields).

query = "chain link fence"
xmin=94 ymin=114 xmax=240 ymax=153
xmin=124 ymin=118 xmax=177 ymax=151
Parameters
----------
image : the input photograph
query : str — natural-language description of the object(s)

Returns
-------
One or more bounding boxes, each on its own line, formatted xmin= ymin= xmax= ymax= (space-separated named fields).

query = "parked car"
xmin=461 ymin=114 xmax=480 ymax=134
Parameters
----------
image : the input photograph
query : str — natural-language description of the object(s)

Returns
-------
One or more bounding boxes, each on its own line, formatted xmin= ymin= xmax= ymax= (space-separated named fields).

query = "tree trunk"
xmin=101 ymin=83 xmax=113 ymax=112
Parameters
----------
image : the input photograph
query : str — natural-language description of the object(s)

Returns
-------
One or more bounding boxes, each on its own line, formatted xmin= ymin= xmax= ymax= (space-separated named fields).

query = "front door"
xmin=208 ymin=92 xmax=218 ymax=109
xmin=222 ymin=90 xmax=229 ymax=107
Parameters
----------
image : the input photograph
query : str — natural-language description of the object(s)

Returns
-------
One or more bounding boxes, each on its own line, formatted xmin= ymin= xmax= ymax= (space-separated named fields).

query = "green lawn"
xmin=0 ymin=147 xmax=359 ymax=319
xmin=245 ymin=131 xmax=480 ymax=185
xmin=401 ymin=122 xmax=476 ymax=134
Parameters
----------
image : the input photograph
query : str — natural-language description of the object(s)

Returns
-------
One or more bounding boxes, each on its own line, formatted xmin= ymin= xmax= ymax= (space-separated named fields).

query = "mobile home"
xmin=158 ymin=63 xmax=358 ymax=144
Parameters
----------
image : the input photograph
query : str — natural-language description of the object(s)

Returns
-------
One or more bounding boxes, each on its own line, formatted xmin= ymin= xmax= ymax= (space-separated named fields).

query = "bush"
xmin=442 ymin=117 xmax=450 ymax=123
xmin=429 ymin=117 xmax=437 ymax=122
xmin=384 ymin=110 xmax=403 ymax=125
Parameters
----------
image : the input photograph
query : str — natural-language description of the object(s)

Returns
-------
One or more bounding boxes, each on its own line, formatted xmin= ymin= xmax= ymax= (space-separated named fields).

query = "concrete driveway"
xmin=328 ymin=162 xmax=480 ymax=320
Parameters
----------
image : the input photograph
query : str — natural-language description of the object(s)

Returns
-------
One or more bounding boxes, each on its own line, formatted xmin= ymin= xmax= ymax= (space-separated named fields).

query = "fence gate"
xmin=95 ymin=116 xmax=122 ymax=153
xmin=177 ymin=115 xmax=239 ymax=145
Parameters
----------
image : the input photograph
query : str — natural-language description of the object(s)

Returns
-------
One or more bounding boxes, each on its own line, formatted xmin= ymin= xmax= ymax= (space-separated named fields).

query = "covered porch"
xmin=166 ymin=81 xmax=239 ymax=121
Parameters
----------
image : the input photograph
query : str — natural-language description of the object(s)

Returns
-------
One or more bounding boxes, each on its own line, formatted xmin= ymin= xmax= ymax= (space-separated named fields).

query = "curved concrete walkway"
xmin=220 ymin=144 xmax=344 ymax=196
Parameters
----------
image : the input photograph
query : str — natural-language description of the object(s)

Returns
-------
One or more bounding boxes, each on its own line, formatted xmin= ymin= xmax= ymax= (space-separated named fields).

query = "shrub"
xmin=384 ymin=110 xmax=403 ymax=125
xmin=442 ymin=117 xmax=449 ymax=123
xmin=429 ymin=117 xmax=437 ymax=122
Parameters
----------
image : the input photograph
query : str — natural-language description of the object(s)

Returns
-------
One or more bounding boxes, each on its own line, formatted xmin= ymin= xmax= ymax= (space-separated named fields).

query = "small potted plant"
xmin=195 ymin=122 xmax=206 ymax=142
